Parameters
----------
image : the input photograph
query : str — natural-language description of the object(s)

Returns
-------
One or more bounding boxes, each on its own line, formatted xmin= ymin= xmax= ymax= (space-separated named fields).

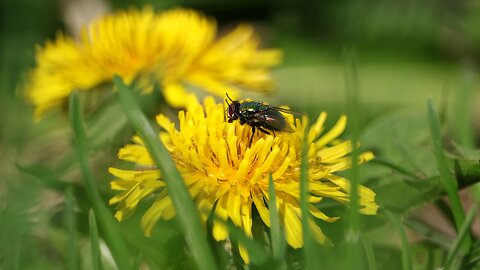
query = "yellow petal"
xmin=315 ymin=115 xmax=347 ymax=148
xmin=252 ymin=191 xmax=270 ymax=227
xmin=162 ymin=81 xmax=195 ymax=108
xmin=282 ymin=202 xmax=303 ymax=248
xmin=212 ymin=194 xmax=229 ymax=241
xmin=317 ymin=141 xmax=352 ymax=162
xmin=227 ymin=189 xmax=242 ymax=226
xmin=308 ymin=112 xmax=327 ymax=143
xmin=141 ymin=192 xmax=172 ymax=236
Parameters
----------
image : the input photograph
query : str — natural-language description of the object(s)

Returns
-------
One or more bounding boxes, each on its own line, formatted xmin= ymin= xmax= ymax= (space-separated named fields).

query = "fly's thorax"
xmin=239 ymin=101 xmax=269 ymax=114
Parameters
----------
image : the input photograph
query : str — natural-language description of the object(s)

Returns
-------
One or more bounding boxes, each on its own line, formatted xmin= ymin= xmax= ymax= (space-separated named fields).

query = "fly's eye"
xmin=227 ymin=105 xmax=235 ymax=118
xmin=227 ymin=103 xmax=239 ymax=119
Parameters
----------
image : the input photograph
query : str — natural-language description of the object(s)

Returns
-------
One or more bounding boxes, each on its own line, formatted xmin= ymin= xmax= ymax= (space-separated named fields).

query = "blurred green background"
xmin=1 ymin=0 xmax=480 ymax=269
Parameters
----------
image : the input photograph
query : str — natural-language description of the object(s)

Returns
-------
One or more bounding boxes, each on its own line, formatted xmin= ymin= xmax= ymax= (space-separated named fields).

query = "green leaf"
xmin=89 ymin=210 xmax=103 ymax=270
xmin=362 ymin=110 xmax=437 ymax=178
xmin=69 ymin=92 xmax=132 ymax=270
xmin=451 ymin=142 xmax=480 ymax=160
xmin=374 ymin=175 xmax=443 ymax=212
xmin=361 ymin=109 xmax=480 ymax=214
xmin=455 ymin=160 xmax=480 ymax=189
xmin=113 ymin=76 xmax=217 ymax=270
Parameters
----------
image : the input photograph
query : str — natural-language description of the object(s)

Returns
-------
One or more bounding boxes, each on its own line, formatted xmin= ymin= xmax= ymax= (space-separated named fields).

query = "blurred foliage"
xmin=2 ymin=0 xmax=480 ymax=269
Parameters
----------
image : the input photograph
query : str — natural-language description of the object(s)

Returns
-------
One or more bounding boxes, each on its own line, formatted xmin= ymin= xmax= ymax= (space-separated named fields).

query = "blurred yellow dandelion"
xmin=26 ymin=7 xmax=282 ymax=119
xmin=109 ymin=96 xmax=378 ymax=263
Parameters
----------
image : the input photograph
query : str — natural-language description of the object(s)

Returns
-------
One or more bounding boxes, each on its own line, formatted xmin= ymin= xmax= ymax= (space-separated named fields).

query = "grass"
xmin=113 ymin=76 xmax=217 ymax=270
xmin=344 ymin=48 xmax=362 ymax=270
xmin=268 ymin=174 xmax=287 ymax=268
xmin=70 ymin=92 xmax=132 ymax=270
xmin=3 ymin=57 xmax=480 ymax=270
xmin=386 ymin=210 xmax=413 ymax=270
xmin=89 ymin=210 xmax=103 ymax=270
xmin=3 ymin=59 xmax=479 ymax=270
xmin=428 ymin=99 xmax=471 ymax=251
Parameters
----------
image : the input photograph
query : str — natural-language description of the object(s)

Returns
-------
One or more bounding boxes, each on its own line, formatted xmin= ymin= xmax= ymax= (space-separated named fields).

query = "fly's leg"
xmin=249 ymin=126 xmax=256 ymax=147
xmin=257 ymin=127 xmax=271 ymax=135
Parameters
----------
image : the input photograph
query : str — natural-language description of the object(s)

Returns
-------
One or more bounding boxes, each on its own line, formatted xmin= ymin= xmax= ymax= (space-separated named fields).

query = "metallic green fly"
xmin=225 ymin=93 xmax=302 ymax=146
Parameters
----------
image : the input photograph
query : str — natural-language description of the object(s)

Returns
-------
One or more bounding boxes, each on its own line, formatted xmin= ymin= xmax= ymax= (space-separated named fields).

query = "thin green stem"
xmin=113 ymin=76 xmax=217 ymax=270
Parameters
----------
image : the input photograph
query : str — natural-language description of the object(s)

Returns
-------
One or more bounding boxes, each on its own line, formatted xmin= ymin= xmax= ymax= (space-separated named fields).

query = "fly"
xmin=225 ymin=93 xmax=302 ymax=146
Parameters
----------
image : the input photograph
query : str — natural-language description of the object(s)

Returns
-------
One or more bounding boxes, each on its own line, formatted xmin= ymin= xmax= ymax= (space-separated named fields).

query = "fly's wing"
xmin=271 ymin=106 xmax=305 ymax=116
xmin=257 ymin=109 xmax=295 ymax=133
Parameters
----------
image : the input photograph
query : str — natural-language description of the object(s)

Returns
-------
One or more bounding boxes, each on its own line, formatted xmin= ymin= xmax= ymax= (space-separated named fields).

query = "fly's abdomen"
xmin=259 ymin=109 xmax=295 ymax=132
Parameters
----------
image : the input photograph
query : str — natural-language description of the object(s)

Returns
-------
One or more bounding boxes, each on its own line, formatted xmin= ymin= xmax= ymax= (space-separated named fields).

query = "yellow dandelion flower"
xmin=26 ymin=7 xmax=282 ymax=119
xmin=109 ymin=96 xmax=378 ymax=263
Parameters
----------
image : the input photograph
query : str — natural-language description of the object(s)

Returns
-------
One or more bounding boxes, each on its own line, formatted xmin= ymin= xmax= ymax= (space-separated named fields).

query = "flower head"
xmin=109 ymin=96 xmax=378 ymax=263
xmin=26 ymin=7 xmax=282 ymax=119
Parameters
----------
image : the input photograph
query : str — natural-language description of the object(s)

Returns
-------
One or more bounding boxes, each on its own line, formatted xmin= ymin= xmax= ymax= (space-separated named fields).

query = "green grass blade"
xmin=385 ymin=211 xmax=412 ymax=270
xmin=344 ymin=47 xmax=362 ymax=270
xmin=113 ymin=75 xmax=217 ymax=270
xmin=300 ymin=124 xmax=319 ymax=269
xmin=427 ymin=99 xmax=471 ymax=251
xmin=69 ymin=93 xmax=132 ymax=270
xmin=445 ymin=206 xmax=478 ymax=269
xmin=65 ymin=186 xmax=79 ymax=270
xmin=268 ymin=174 xmax=286 ymax=269
xmin=361 ymin=238 xmax=377 ymax=270
xmin=89 ymin=209 xmax=103 ymax=270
